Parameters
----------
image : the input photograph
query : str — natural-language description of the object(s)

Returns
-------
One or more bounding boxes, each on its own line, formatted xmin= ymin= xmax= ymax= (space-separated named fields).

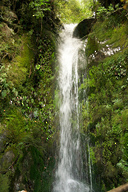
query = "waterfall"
xmin=53 ymin=24 xmax=89 ymax=192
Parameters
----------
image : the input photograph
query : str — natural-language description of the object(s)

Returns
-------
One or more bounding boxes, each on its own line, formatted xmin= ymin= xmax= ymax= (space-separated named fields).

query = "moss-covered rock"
xmin=81 ymin=7 xmax=128 ymax=192
xmin=7 ymin=35 xmax=34 ymax=88
xmin=0 ymin=0 xmax=59 ymax=191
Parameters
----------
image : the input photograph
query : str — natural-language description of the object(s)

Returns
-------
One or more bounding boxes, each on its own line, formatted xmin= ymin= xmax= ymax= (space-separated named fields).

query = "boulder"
xmin=73 ymin=18 xmax=96 ymax=39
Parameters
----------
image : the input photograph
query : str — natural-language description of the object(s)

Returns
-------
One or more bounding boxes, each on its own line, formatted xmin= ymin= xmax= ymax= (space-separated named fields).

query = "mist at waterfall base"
xmin=53 ymin=24 xmax=90 ymax=192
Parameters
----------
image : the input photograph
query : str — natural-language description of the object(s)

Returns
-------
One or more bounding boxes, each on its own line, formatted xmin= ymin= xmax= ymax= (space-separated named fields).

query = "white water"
xmin=53 ymin=24 xmax=89 ymax=192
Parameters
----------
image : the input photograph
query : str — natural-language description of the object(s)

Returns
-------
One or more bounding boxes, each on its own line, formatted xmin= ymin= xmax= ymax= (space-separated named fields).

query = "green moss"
xmin=0 ymin=172 xmax=10 ymax=192
xmin=83 ymin=13 xmax=128 ymax=189
xmin=107 ymin=23 xmax=128 ymax=48
xmin=121 ymin=109 xmax=128 ymax=131
xmin=90 ymin=14 xmax=128 ymax=51
xmin=86 ymin=36 xmax=99 ymax=57
xmin=7 ymin=35 xmax=34 ymax=87
xmin=92 ymin=20 xmax=113 ymax=42
xmin=0 ymin=1 xmax=58 ymax=191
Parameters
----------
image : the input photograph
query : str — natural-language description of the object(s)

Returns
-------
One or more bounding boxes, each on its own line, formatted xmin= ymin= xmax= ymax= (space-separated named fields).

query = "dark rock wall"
xmin=73 ymin=18 xmax=96 ymax=39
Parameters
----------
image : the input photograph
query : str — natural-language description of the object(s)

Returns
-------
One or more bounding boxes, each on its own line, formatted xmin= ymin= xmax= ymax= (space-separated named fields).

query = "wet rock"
xmin=14 ymin=175 xmax=26 ymax=192
xmin=73 ymin=18 xmax=96 ymax=39
xmin=0 ymin=150 xmax=15 ymax=172
xmin=94 ymin=51 xmax=105 ymax=62
xmin=2 ymin=150 xmax=15 ymax=164
xmin=0 ymin=132 xmax=6 ymax=152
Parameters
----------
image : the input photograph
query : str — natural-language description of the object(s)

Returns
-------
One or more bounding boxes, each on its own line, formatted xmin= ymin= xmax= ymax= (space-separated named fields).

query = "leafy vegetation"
xmin=54 ymin=0 xmax=93 ymax=23
xmin=0 ymin=0 xmax=128 ymax=191
xmin=0 ymin=0 xmax=59 ymax=191
xmin=80 ymin=6 xmax=128 ymax=191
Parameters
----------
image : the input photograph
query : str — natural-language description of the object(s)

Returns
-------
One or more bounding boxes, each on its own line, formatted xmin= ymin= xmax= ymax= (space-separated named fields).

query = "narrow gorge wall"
xmin=0 ymin=1 xmax=61 ymax=191
xmin=78 ymin=7 xmax=128 ymax=192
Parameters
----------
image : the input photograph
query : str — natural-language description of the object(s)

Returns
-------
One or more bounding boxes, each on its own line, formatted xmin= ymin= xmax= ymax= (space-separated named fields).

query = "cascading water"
xmin=53 ymin=24 xmax=89 ymax=192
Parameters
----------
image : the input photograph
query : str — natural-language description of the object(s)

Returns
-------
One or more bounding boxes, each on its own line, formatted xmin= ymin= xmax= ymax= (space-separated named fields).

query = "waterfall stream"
xmin=53 ymin=24 xmax=90 ymax=192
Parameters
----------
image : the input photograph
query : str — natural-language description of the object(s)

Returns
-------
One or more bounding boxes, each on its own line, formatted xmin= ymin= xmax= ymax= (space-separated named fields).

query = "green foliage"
xmin=89 ymin=146 xmax=96 ymax=164
xmin=97 ymin=5 xmax=108 ymax=19
xmin=91 ymin=8 xmax=127 ymax=45
xmin=0 ymin=35 xmax=34 ymax=92
xmin=54 ymin=0 xmax=93 ymax=23
xmin=7 ymin=36 xmax=34 ymax=87
xmin=0 ymin=34 xmax=35 ymax=120
xmin=86 ymin=36 xmax=99 ymax=57
xmin=0 ymin=23 xmax=20 ymax=59
xmin=96 ymin=4 xmax=115 ymax=20
xmin=1 ymin=104 xmax=55 ymax=190
xmin=5 ymin=110 xmax=27 ymax=144
xmin=29 ymin=0 xmax=51 ymax=31
xmin=81 ymin=9 xmax=128 ymax=190
xmin=29 ymin=0 xmax=50 ymax=19
xmin=0 ymin=172 xmax=10 ymax=192
xmin=0 ymin=0 xmax=57 ymax=190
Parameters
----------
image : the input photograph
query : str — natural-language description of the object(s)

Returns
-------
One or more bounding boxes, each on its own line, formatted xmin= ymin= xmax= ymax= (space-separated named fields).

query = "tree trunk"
xmin=107 ymin=183 xmax=128 ymax=192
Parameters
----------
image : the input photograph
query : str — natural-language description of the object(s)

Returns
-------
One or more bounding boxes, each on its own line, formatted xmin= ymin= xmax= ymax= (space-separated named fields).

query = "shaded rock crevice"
xmin=73 ymin=18 xmax=96 ymax=39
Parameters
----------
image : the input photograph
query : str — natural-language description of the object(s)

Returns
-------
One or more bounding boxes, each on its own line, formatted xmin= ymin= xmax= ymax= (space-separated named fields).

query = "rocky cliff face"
xmin=0 ymin=1 xmax=60 ymax=192
xmin=79 ymin=7 xmax=128 ymax=192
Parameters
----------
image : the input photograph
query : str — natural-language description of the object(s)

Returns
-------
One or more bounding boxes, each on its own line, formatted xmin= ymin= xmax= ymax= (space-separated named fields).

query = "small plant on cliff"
xmin=29 ymin=0 xmax=51 ymax=31
xmin=96 ymin=4 xmax=114 ymax=20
